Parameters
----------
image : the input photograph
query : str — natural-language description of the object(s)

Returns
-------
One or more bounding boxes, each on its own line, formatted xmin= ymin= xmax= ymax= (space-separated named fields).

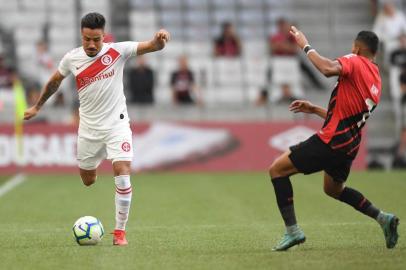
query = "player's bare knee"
xmin=323 ymin=184 xmax=342 ymax=199
xmin=269 ymin=160 xmax=283 ymax=179
xmin=113 ymin=161 xmax=131 ymax=176
xmin=323 ymin=185 xmax=335 ymax=198
xmin=82 ymin=177 xmax=96 ymax=186
xmin=80 ymin=175 xmax=96 ymax=186
xmin=79 ymin=169 xmax=97 ymax=186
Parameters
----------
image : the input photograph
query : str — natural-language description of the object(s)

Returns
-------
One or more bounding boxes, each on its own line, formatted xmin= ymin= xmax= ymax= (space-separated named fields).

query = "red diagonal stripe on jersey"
xmin=75 ymin=48 xmax=120 ymax=91
xmin=331 ymin=132 xmax=360 ymax=150
xmin=333 ymin=122 xmax=361 ymax=136
xmin=346 ymin=144 xmax=360 ymax=156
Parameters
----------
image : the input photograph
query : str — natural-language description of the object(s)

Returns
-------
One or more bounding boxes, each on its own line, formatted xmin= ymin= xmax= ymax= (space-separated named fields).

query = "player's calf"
xmin=79 ymin=168 xmax=97 ymax=186
xmin=323 ymin=180 xmax=344 ymax=199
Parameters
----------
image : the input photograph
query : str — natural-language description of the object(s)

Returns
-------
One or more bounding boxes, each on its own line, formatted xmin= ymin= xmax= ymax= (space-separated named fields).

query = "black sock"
xmin=338 ymin=187 xmax=381 ymax=219
xmin=271 ymin=176 xmax=297 ymax=227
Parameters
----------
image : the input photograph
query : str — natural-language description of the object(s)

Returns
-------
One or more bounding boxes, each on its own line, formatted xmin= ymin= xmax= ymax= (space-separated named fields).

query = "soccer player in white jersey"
xmin=24 ymin=13 xmax=170 ymax=246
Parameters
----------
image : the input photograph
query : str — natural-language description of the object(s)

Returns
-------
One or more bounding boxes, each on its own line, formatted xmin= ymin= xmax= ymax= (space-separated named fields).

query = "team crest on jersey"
xmin=121 ymin=142 xmax=131 ymax=152
xmin=101 ymin=55 xmax=113 ymax=65
xmin=370 ymin=84 xmax=379 ymax=96
xmin=75 ymin=48 xmax=120 ymax=91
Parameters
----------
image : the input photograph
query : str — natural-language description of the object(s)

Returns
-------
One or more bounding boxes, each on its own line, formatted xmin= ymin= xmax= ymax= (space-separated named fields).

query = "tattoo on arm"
xmin=36 ymin=75 xmax=62 ymax=108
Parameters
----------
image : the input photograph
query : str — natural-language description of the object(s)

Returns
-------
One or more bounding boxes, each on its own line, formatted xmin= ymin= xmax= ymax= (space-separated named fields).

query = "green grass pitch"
xmin=0 ymin=175 xmax=11 ymax=185
xmin=0 ymin=171 xmax=405 ymax=270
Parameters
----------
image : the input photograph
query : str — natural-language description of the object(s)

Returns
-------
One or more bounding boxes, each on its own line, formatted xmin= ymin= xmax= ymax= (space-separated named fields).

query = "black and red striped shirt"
xmin=317 ymin=54 xmax=381 ymax=159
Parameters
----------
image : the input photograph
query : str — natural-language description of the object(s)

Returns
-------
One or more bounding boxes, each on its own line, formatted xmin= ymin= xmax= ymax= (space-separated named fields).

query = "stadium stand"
xmin=0 ymin=0 xmax=375 ymax=105
xmin=1 ymin=0 xmax=405 ymax=167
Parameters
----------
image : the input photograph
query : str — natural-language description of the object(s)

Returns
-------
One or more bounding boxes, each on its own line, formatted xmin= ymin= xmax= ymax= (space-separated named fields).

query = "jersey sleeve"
xmin=337 ymin=54 xmax=356 ymax=77
xmin=114 ymin=42 xmax=139 ymax=59
xmin=57 ymin=52 xmax=72 ymax=77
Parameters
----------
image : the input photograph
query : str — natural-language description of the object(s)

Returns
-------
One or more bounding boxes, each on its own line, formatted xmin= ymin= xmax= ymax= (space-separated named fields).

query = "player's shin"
xmin=338 ymin=187 xmax=381 ymax=221
xmin=271 ymin=177 xmax=298 ymax=233
xmin=114 ymin=175 xmax=132 ymax=230
xmin=338 ymin=186 xmax=399 ymax=249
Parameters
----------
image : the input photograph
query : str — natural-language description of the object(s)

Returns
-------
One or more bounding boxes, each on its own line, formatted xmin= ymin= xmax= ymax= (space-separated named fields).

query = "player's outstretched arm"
xmin=289 ymin=100 xmax=327 ymax=119
xmin=289 ymin=26 xmax=342 ymax=77
xmin=24 ymin=71 xmax=65 ymax=120
xmin=137 ymin=29 xmax=171 ymax=56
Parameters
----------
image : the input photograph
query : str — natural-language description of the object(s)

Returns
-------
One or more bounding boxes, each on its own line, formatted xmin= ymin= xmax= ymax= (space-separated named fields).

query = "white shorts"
xmin=77 ymin=125 xmax=133 ymax=170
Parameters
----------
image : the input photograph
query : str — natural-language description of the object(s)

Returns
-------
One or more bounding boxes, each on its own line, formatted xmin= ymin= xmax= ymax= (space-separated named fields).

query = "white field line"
xmin=0 ymin=174 xmax=26 ymax=198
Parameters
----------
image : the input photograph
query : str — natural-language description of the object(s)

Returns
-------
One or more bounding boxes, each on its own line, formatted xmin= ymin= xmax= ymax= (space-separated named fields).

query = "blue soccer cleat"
xmin=380 ymin=213 xmax=399 ymax=249
xmin=272 ymin=229 xmax=306 ymax=251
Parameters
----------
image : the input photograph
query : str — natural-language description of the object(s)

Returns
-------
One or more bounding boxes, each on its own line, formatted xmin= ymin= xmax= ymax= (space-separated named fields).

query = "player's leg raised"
xmin=77 ymin=136 xmax=106 ymax=186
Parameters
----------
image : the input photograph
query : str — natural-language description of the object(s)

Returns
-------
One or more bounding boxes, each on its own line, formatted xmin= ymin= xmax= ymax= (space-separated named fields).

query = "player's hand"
xmin=289 ymin=26 xmax=309 ymax=49
xmin=24 ymin=106 xmax=39 ymax=120
xmin=289 ymin=100 xmax=315 ymax=114
xmin=153 ymin=29 xmax=170 ymax=50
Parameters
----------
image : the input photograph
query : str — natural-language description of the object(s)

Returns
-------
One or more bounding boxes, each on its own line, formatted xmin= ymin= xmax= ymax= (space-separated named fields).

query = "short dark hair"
xmin=81 ymin=12 xmax=105 ymax=30
xmin=355 ymin=31 xmax=379 ymax=55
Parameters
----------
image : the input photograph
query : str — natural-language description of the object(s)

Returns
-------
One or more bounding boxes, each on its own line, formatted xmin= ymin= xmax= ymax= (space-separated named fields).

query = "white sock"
xmin=376 ymin=211 xmax=387 ymax=226
xmin=286 ymin=224 xmax=300 ymax=235
xmin=114 ymin=175 xmax=132 ymax=231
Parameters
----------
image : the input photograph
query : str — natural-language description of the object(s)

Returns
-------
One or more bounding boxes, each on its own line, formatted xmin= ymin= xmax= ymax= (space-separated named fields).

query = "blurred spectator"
xmin=268 ymin=18 xmax=303 ymax=103
xmin=373 ymin=1 xmax=406 ymax=57
xmin=255 ymin=88 xmax=269 ymax=106
xmin=392 ymin=71 xmax=406 ymax=168
xmin=170 ymin=56 xmax=201 ymax=105
xmin=35 ymin=40 xmax=54 ymax=88
xmin=0 ymin=55 xmax=14 ymax=110
xmin=269 ymin=18 xmax=297 ymax=56
xmin=35 ymin=40 xmax=65 ymax=106
xmin=26 ymin=83 xmax=41 ymax=107
xmin=214 ymin=22 xmax=241 ymax=57
xmin=126 ymin=56 xmax=155 ymax=104
xmin=0 ymin=54 xmax=13 ymax=89
xmin=370 ymin=0 xmax=402 ymax=17
xmin=53 ymin=92 xmax=65 ymax=107
xmin=370 ymin=0 xmax=379 ymax=17
xmin=389 ymin=34 xmax=406 ymax=100
xmin=388 ymin=34 xmax=406 ymax=167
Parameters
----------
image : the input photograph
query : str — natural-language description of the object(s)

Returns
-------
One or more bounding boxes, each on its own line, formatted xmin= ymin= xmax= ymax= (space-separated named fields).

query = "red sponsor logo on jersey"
xmin=121 ymin=142 xmax=131 ymax=152
xmin=77 ymin=69 xmax=115 ymax=90
xmin=76 ymin=48 xmax=120 ymax=92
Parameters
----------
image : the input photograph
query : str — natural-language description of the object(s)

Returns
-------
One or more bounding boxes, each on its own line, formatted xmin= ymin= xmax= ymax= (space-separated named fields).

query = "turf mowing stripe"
xmin=0 ymin=174 xmax=26 ymax=198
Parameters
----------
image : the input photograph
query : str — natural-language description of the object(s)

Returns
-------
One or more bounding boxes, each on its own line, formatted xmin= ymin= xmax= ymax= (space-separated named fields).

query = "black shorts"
xmin=288 ymin=134 xmax=353 ymax=183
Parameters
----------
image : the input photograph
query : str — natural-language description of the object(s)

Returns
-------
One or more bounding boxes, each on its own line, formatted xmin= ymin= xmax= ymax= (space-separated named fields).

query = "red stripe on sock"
xmin=358 ymin=197 xmax=367 ymax=208
xmin=116 ymin=188 xmax=132 ymax=195
xmin=115 ymin=186 xmax=132 ymax=192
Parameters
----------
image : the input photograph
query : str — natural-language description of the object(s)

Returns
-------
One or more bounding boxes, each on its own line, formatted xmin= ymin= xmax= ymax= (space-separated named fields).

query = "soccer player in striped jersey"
xmin=269 ymin=26 xmax=399 ymax=251
xmin=24 ymin=13 xmax=170 ymax=246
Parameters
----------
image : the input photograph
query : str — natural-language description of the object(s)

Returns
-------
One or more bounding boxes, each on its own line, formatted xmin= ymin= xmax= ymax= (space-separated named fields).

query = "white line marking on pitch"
xmin=0 ymin=174 xmax=26 ymax=198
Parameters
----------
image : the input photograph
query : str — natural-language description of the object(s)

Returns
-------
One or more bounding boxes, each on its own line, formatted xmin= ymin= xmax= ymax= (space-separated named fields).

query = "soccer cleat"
xmin=380 ymin=213 xmax=399 ymax=249
xmin=272 ymin=229 xmax=306 ymax=251
xmin=112 ymin=229 xmax=128 ymax=246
